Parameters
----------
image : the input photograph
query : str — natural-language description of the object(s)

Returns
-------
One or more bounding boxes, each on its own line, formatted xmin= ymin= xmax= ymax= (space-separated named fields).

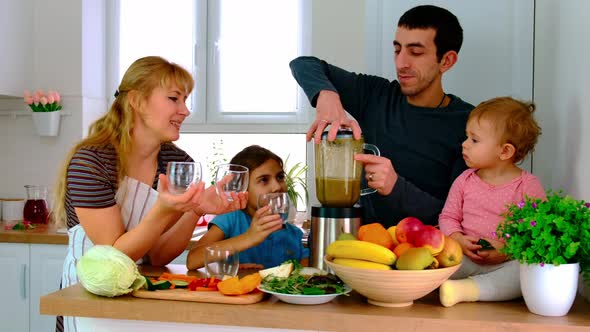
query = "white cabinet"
xmin=0 ymin=0 xmax=33 ymax=97
xmin=30 ymin=244 xmax=67 ymax=332
xmin=0 ymin=243 xmax=66 ymax=332
xmin=0 ymin=243 xmax=30 ymax=332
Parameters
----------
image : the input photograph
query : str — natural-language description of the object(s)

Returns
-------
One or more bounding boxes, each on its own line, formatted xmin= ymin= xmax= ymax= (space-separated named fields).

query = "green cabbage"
xmin=77 ymin=245 xmax=146 ymax=297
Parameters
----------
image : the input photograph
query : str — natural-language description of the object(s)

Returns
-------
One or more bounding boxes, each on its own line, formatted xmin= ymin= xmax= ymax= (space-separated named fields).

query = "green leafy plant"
xmin=496 ymin=190 xmax=590 ymax=282
xmin=206 ymin=138 xmax=227 ymax=185
xmin=284 ymin=155 xmax=308 ymax=210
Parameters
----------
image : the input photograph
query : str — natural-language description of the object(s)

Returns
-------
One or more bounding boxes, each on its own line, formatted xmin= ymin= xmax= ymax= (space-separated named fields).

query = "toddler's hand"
xmin=246 ymin=206 xmax=283 ymax=246
xmin=477 ymin=238 xmax=508 ymax=265
xmin=450 ymin=232 xmax=483 ymax=262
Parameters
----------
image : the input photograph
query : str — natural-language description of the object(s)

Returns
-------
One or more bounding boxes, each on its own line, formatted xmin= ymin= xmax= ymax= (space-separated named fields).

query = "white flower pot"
xmin=520 ymin=262 xmax=579 ymax=316
xmin=32 ymin=111 xmax=61 ymax=136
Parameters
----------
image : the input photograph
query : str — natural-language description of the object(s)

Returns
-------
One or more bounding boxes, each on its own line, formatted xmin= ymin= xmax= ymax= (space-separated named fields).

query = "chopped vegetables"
xmin=143 ymin=273 xmax=222 ymax=292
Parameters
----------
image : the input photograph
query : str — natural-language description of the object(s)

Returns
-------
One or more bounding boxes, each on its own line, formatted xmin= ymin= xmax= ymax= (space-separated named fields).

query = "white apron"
xmin=61 ymin=177 xmax=158 ymax=332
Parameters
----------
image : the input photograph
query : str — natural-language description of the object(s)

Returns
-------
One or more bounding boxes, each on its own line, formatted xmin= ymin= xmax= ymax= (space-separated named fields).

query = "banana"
xmin=333 ymin=258 xmax=392 ymax=270
xmin=326 ymin=240 xmax=397 ymax=265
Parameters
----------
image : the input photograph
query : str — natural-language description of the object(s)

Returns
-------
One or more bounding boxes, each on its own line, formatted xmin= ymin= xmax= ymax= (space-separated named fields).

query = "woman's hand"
xmin=192 ymin=185 xmax=248 ymax=217
xmin=476 ymin=238 xmax=508 ymax=265
xmin=245 ymin=206 xmax=283 ymax=246
xmin=450 ymin=232 xmax=483 ymax=263
xmin=157 ymin=174 xmax=206 ymax=213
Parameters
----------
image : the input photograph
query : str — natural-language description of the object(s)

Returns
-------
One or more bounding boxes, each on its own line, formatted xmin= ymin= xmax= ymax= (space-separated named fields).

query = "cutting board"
xmin=132 ymin=288 xmax=265 ymax=305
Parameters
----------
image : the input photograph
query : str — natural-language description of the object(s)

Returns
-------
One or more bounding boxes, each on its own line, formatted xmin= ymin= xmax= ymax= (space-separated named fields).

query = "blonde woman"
xmin=53 ymin=56 xmax=247 ymax=332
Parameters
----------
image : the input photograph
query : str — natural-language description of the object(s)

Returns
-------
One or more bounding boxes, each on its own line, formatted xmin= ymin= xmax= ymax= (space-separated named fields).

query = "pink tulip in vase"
xmin=24 ymin=90 xmax=63 ymax=136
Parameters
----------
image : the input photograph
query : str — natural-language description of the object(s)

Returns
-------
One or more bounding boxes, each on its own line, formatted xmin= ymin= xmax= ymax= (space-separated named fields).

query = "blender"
xmin=309 ymin=129 xmax=380 ymax=270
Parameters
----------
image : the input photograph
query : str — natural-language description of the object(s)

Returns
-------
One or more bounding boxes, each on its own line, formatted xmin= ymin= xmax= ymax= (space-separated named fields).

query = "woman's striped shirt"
xmin=64 ymin=143 xmax=192 ymax=229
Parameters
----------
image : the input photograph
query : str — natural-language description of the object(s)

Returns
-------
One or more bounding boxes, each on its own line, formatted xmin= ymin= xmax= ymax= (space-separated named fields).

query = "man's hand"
xmin=306 ymin=90 xmax=362 ymax=143
xmin=354 ymin=154 xmax=398 ymax=196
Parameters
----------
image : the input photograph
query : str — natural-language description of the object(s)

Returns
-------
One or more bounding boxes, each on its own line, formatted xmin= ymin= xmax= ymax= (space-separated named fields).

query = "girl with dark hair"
xmin=187 ymin=145 xmax=309 ymax=270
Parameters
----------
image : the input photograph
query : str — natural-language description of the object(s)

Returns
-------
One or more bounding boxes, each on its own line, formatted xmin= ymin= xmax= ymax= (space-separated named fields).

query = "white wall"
xmin=534 ymin=0 xmax=590 ymax=201
xmin=0 ymin=0 xmax=107 ymax=199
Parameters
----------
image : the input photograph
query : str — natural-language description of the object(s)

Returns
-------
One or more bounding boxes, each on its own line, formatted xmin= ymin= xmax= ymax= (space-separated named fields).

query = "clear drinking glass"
xmin=166 ymin=162 xmax=202 ymax=195
xmin=257 ymin=192 xmax=290 ymax=223
xmin=204 ymin=245 xmax=239 ymax=279
xmin=215 ymin=164 xmax=249 ymax=200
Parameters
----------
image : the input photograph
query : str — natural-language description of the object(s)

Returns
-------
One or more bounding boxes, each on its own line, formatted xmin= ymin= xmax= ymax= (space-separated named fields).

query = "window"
xmin=111 ymin=0 xmax=311 ymax=210
xmin=114 ymin=0 xmax=311 ymax=128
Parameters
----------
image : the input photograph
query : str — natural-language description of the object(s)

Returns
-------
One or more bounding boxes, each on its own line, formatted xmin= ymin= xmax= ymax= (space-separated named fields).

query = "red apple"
xmin=412 ymin=225 xmax=445 ymax=255
xmin=395 ymin=217 xmax=424 ymax=244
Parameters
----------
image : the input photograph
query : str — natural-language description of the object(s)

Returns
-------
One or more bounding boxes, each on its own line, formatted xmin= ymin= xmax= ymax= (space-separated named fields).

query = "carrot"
xmin=158 ymin=273 xmax=198 ymax=282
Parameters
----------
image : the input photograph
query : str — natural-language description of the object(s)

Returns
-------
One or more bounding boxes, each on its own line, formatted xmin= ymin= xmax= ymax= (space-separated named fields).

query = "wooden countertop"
xmin=40 ymin=264 xmax=590 ymax=332
xmin=0 ymin=224 xmax=206 ymax=247
xmin=0 ymin=223 xmax=68 ymax=245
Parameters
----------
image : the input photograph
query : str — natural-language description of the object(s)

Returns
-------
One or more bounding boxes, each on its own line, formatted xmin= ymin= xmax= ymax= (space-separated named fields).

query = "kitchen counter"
xmin=40 ymin=264 xmax=590 ymax=332
xmin=0 ymin=223 xmax=68 ymax=244
xmin=0 ymin=223 xmax=206 ymax=247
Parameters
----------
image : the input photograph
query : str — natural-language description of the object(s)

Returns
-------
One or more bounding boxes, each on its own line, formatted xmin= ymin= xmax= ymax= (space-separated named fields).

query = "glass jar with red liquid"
xmin=23 ymin=185 xmax=49 ymax=224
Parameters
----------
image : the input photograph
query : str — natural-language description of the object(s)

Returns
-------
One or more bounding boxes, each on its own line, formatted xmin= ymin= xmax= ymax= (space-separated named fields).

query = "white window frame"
xmin=107 ymin=0 xmax=313 ymax=134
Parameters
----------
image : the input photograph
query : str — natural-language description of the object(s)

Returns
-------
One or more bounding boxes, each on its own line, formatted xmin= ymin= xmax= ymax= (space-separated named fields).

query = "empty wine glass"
xmin=215 ymin=164 xmax=249 ymax=201
xmin=166 ymin=162 xmax=202 ymax=195
xmin=257 ymin=192 xmax=290 ymax=223
xmin=204 ymin=245 xmax=239 ymax=279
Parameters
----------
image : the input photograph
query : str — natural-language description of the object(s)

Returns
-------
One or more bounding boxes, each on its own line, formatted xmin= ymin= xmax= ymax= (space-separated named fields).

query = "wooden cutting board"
xmin=132 ymin=288 xmax=265 ymax=305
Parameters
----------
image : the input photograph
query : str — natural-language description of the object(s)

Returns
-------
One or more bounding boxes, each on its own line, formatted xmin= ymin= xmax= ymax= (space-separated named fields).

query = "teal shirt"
xmin=210 ymin=210 xmax=309 ymax=268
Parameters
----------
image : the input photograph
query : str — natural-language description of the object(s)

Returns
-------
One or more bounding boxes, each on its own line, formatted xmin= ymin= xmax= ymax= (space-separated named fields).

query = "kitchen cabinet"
xmin=0 ymin=0 xmax=33 ymax=97
xmin=0 ymin=242 xmax=66 ymax=332
xmin=30 ymin=244 xmax=67 ymax=332
xmin=0 ymin=243 xmax=30 ymax=332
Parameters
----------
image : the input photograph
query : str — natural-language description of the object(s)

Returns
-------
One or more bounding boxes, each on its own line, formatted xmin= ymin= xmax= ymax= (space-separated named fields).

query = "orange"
xmin=217 ymin=273 xmax=262 ymax=295
xmin=358 ymin=223 xmax=394 ymax=250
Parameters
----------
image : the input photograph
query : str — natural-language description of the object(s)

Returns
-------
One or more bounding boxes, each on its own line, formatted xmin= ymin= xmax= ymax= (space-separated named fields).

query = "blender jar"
xmin=314 ymin=130 xmax=380 ymax=207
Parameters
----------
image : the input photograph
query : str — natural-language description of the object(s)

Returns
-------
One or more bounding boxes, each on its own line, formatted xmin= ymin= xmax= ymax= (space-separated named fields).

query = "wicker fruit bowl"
xmin=324 ymin=255 xmax=461 ymax=307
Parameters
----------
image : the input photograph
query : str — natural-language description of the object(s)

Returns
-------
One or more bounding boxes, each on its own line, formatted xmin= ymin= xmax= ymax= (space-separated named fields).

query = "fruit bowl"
xmin=324 ymin=256 xmax=461 ymax=307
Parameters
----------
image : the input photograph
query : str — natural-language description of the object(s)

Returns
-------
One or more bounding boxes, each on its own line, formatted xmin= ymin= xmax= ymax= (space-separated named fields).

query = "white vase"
xmin=32 ymin=111 xmax=61 ymax=136
xmin=520 ymin=262 xmax=579 ymax=316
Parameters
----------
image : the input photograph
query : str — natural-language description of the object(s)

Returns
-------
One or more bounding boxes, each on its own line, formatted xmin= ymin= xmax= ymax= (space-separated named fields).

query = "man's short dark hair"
xmin=398 ymin=5 xmax=463 ymax=61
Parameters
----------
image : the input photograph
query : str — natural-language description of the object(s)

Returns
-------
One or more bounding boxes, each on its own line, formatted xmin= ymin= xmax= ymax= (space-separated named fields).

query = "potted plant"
xmin=496 ymin=190 xmax=590 ymax=316
xmin=284 ymin=155 xmax=308 ymax=223
xmin=24 ymin=90 xmax=63 ymax=136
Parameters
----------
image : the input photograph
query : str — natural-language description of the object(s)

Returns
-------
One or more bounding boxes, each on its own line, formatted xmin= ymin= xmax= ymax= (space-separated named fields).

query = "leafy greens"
xmin=260 ymin=260 xmax=346 ymax=295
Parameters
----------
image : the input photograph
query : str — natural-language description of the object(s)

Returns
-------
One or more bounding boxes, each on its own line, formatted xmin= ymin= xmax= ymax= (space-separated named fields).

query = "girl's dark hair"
xmin=398 ymin=5 xmax=463 ymax=61
xmin=230 ymin=145 xmax=283 ymax=174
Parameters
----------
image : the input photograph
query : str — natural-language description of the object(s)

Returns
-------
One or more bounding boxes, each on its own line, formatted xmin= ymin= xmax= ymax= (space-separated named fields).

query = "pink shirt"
xmin=439 ymin=168 xmax=546 ymax=240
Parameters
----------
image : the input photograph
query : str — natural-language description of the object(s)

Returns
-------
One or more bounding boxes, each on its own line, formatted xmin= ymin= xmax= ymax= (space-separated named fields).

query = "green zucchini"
xmin=152 ymin=280 xmax=172 ymax=290
xmin=170 ymin=280 xmax=190 ymax=288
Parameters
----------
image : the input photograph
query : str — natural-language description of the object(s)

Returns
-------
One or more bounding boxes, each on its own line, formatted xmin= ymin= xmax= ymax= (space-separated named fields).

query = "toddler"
xmin=438 ymin=96 xmax=545 ymax=307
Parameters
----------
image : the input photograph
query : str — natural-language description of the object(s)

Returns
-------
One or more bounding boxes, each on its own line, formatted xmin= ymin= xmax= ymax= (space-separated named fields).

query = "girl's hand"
xmin=477 ymin=238 xmax=508 ymax=265
xmin=450 ymin=232 xmax=483 ymax=262
xmin=157 ymin=174 xmax=206 ymax=213
xmin=245 ymin=206 xmax=283 ymax=246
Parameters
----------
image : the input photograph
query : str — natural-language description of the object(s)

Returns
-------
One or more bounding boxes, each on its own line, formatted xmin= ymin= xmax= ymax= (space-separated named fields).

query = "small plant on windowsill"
xmin=284 ymin=155 xmax=308 ymax=211
xmin=496 ymin=190 xmax=590 ymax=282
